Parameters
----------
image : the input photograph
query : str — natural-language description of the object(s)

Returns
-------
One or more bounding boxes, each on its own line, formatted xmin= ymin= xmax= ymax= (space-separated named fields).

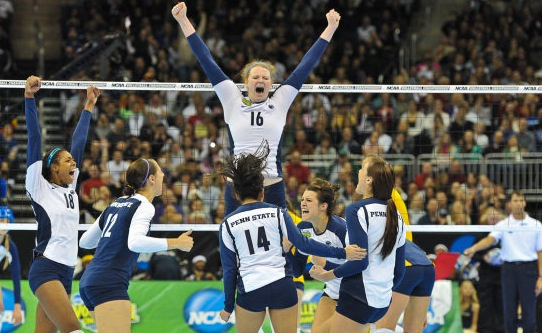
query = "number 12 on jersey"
xmin=101 ymin=213 xmax=118 ymax=238
xmin=244 ymin=226 xmax=270 ymax=254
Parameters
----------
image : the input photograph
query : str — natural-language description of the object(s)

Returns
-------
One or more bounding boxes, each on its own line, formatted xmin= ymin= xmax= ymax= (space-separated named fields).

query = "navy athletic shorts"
xmin=236 ymin=276 xmax=297 ymax=312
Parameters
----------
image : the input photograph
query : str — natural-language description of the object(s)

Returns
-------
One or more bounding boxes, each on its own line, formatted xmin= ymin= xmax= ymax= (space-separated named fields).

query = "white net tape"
xmin=0 ymin=223 xmax=541 ymax=232
xmin=3 ymin=80 xmax=542 ymax=94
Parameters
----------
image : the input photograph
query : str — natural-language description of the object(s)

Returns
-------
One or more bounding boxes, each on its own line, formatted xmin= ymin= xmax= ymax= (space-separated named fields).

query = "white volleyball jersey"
xmin=215 ymin=80 xmax=298 ymax=178
xmin=221 ymin=204 xmax=288 ymax=292
xmin=26 ymin=161 xmax=80 ymax=267
xmin=297 ymin=216 xmax=347 ymax=300
xmin=340 ymin=198 xmax=406 ymax=308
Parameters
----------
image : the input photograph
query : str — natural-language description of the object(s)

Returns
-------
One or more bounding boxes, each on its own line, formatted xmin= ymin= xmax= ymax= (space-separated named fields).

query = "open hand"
xmin=345 ymin=245 xmax=367 ymax=260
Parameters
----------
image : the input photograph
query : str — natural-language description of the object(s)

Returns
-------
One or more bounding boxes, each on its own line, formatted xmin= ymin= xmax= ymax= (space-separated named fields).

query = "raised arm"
xmin=282 ymin=9 xmax=341 ymax=90
xmin=171 ymin=2 xmax=228 ymax=85
xmin=320 ymin=9 xmax=341 ymax=42
xmin=24 ymin=76 xmax=42 ymax=167
xmin=70 ymin=87 xmax=100 ymax=167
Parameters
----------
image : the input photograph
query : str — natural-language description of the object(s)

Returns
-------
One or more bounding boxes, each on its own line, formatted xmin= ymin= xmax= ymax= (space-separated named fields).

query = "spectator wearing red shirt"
xmin=80 ymin=163 xmax=103 ymax=206
xmin=285 ymin=150 xmax=310 ymax=185
xmin=414 ymin=161 xmax=433 ymax=190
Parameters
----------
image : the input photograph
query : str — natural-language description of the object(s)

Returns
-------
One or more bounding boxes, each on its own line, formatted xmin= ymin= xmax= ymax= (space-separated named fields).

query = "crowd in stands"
xmin=0 ymin=0 xmax=541 ymax=285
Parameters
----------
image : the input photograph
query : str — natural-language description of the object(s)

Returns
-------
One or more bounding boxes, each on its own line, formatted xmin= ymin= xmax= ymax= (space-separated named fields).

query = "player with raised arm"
xmin=172 ymin=2 xmax=341 ymax=214
xmin=25 ymin=76 xmax=100 ymax=333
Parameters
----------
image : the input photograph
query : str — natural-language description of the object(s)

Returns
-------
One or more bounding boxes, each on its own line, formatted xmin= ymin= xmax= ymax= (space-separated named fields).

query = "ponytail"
xmin=378 ymin=198 xmax=399 ymax=259
xmin=365 ymin=154 xmax=399 ymax=260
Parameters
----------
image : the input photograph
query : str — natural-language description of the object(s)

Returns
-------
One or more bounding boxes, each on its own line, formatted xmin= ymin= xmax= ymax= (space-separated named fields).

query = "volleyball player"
xmin=310 ymin=155 xmax=406 ymax=333
xmin=0 ymin=205 xmax=22 ymax=325
xmin=218 ymin=142 xmax=365 ymax=333
xmin=375 ymin=239 xmax=435 ymax=333
xmin=79 ymin=158 xmax=194 ymax=333
xmin=172 ymin=2 xmax=341 ymax=214
xmin=25 ymin=76 xmax=100 ymax=333
xmin=284 ymin=178 xmax=347 ymax=333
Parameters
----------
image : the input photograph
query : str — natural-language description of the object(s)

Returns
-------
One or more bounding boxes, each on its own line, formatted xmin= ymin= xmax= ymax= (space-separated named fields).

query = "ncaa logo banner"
xmin=183 ymin=288 xmax=234 ymax=333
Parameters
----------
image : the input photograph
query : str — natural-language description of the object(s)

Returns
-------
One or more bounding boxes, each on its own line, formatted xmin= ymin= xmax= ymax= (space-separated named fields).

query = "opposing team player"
xmin=172 ymin=2 xmax=341 ymax=214
xmin=79 ymin=158 xmax=193 ymax=333
xmin=25 ymin=75 xmax=100 ymax=333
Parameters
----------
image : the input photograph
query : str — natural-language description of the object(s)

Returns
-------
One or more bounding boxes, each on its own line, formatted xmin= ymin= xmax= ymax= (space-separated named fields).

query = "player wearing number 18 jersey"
xmin=79 ymin=158 xmax=193 ymax=333
xmin=172 ymin=2 xmax=341 ymax=215
xmin=25 ymin=75 xmax=100 ymax=333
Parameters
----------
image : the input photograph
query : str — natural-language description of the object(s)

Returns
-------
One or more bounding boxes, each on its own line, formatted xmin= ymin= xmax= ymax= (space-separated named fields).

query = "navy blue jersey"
xmin=405 ymin=240 xmax=433 ymax=266
xmin=0 ymin=239 xmax=21 ymax=303
xmin=80 ymin=194 xmax=162 ymax=289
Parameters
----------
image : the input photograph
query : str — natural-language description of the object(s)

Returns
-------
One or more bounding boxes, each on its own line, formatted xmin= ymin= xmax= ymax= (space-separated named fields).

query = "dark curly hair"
xmin=220 ymin=141 xmax=270 ymax=202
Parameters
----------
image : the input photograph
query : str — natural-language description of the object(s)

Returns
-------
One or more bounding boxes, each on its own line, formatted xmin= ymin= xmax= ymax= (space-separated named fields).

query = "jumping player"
xmin=172 ymin=2 xmax=341 ymax=214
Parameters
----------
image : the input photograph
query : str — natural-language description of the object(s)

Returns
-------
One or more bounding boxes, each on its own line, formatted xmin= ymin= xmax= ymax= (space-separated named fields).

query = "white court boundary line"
xmin=1 ymin=223 xmax=541 ymax=232
xmin=2 ymin=80 xmax=542 ymax=94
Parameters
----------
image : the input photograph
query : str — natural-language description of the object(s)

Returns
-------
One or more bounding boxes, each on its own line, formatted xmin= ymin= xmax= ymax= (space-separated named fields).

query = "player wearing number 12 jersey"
xmin=172 ymin=2 xmax=341 ymax=215
xmin=79 ymin=158 xmax=193 ymax=333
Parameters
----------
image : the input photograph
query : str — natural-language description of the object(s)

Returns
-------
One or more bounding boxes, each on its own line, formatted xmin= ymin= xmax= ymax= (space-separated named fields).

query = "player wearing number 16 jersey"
xmin=217 ymin=142 xmax=365 ymax=333
xmin=172 ymin=2 xmax=341 ymax=215
xmin=79 ymin=158 xmax=193 ymax=333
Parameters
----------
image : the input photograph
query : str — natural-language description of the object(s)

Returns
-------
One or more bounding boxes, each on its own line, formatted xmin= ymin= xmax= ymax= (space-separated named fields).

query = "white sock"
xmin=375 ymin=329 xmax=395 ymax=333
xmin=70 ymin=331 xmax=84 ymax=333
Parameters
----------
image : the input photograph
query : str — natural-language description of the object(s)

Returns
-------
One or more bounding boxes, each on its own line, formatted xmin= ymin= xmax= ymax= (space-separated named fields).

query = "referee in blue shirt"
xmin=464 ymin=191 xmax=542 ymax=333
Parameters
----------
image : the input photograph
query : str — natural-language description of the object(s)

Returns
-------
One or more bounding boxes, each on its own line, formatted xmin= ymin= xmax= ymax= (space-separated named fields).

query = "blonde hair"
xmin=459 ymin=280 xmax=479 ymax=312
xmin=240 ymin=60 xmax=276 ymax=82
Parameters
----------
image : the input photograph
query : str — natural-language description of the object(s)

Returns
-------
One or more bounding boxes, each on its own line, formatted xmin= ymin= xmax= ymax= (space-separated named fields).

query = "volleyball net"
xmin=1 ymin=80 xmax=542 ymax=236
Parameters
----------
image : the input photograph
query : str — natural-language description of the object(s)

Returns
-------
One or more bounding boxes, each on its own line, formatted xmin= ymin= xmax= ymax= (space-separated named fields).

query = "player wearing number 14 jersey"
xmin=217 ymin=141 xmax=365 ymax=332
